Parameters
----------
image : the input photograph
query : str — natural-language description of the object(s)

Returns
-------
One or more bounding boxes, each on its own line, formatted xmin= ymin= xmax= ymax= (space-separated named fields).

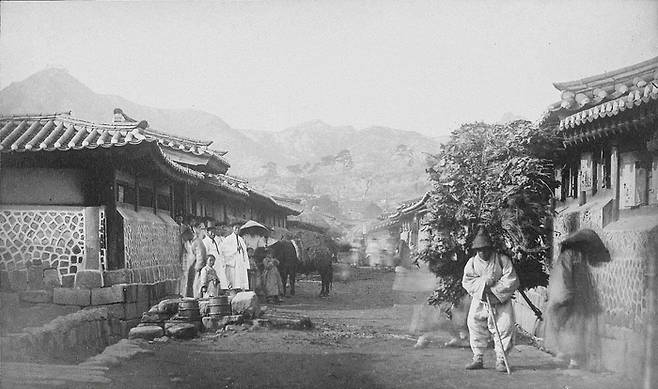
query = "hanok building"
xmin=540 ymin=57 xmax=658 ymax=380
xmin=0 ymin=110 xmax=299 ymax=292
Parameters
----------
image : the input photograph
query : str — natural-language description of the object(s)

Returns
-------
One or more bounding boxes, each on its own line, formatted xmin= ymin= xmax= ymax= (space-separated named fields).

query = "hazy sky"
xmin=1 ymin=1 xmax=657 ymax=136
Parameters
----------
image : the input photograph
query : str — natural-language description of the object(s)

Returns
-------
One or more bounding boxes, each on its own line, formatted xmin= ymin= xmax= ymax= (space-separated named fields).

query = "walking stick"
xmin=486 ymin=294 xmax=511 ymax=375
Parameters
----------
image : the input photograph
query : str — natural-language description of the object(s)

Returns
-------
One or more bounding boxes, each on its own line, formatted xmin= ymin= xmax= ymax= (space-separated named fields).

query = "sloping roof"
xmin=560 ymin=83 xmax=658 ymax=130
xmin=388 ymin=192 xmax=430 ymax=220
xmin=0 ymin=112 xmax=301 ymax=216
xmin=539 ymin=56 xmax=658 ymax=127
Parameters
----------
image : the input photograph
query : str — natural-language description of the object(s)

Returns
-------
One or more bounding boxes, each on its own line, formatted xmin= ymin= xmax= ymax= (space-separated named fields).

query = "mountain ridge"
xmin=0 ymin=68 xmax=443 ymax=217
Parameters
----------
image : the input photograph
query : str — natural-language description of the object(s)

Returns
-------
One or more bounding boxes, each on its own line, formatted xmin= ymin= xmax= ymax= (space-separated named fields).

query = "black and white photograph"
xmin=0 ymin=1 xmax=657 ymax=388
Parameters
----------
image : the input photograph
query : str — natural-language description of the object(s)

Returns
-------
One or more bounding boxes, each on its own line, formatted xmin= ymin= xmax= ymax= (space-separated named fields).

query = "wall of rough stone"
xmin=540 ymin=201 xmax=658 ymax=381
xmin=115 ymin=207 xmax=181 ymax=284
xmin=0 ymin=206 xmax=102 ymax=290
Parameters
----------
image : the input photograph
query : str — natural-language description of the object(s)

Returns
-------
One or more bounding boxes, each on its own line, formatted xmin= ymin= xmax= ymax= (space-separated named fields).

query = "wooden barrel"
xmin=179 ymin=298 xmax=199 ymax=309
xmin=208 ymin=296 xmax=231 ymax=316
xmin=178 ymin=307 xmax=201 ymax=319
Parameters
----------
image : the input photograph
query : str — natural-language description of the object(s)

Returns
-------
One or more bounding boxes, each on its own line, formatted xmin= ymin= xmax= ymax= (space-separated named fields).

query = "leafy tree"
xmin=417 ymin=120 xmax=561 ymax=307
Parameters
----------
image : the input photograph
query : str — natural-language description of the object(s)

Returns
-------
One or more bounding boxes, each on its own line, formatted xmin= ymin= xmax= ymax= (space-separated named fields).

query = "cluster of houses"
xmin=1 ymin=55 xmax=656 ymax=383
xmin=0 ymin=108 xmax=301 ymax=291
xmin=365 ymin=56 xmax=658 ymax=381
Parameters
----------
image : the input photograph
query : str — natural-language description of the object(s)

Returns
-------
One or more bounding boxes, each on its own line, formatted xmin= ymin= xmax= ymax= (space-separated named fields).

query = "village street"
xmin=10 ymin=267 xmax=622 ymax=389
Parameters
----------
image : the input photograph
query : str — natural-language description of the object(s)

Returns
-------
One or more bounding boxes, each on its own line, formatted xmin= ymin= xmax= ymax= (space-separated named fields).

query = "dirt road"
xmin=87 ymin=267 xmax=627 ymax=389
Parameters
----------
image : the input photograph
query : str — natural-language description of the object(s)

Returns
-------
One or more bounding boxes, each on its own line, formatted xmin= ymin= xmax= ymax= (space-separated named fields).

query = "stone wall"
xmin=0 ymin=206 xmax=97 ymax=290
xmin=114 ymin=207 xmax=181 ymax=284
xmin=541 ymin=201 xmax=658 ymax=380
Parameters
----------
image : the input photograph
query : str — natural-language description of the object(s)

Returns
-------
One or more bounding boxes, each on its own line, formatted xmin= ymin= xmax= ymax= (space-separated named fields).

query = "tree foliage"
xmin=417 ymin=120 xmax=561 ymax=306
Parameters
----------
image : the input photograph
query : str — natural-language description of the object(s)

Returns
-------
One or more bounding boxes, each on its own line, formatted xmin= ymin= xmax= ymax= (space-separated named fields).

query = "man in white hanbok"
xmin=203 ymin=222 xmax=229 ymax=290
xmin=462 ymin=228 xmax=519 ymax=372
xmin=220 ymin=223 xmax=250 ymax=290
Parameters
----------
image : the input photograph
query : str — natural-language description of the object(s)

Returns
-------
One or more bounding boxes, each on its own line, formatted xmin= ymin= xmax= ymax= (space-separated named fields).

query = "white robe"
xmin=220 ymin=232 xmax=250 ymax=290
xmin=203 ymin=235 xmax=229 ymax=289
xmin=462 ymin=252 xmax=519 ymax=359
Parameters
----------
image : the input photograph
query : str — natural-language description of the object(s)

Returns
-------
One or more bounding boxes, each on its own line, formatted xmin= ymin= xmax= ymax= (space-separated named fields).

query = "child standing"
xmin=262 ymin=249 xmax=284 ymax=304
xmin=199 ymin=255 xmax=221 ymax=298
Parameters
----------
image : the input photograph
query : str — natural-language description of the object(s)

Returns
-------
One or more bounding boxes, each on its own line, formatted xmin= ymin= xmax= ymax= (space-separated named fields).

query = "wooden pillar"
xmin=169 ymin=183 xmax=175 ymax=219
xmin=184 ymin=182 xmax=191 ymax=215
xmin=611 ymin=143 xmax=620 ymax=221
xmin=134 ymin=175 xmax=139 ymax=212
xmin=152 ymin=178 xmax=158 ymax=214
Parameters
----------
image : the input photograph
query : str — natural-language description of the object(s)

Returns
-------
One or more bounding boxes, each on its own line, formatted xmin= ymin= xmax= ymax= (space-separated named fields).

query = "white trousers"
xmin=467 ymin=299 xmax=515 ymax=360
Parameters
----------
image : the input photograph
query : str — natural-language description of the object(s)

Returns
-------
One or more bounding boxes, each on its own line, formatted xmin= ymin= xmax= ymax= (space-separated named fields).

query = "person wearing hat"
xmin=203 ymin=220 xmax=230 ymax=290
xmin=219 ymin=221 xmax=250 ymax=290
xmin=462 ymin=227 xmax=519 ymax=372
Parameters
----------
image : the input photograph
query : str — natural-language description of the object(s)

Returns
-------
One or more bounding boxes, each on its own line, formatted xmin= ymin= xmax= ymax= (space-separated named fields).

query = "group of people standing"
xmin=179 ymin=219 xmax=251 ymax=298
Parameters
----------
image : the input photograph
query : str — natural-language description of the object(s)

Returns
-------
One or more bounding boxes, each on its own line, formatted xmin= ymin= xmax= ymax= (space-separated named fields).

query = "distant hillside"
xmin=0 ymin=68 xmax=272 ymax=172
xmin=0 ymin=68 xmax=445 ymax=219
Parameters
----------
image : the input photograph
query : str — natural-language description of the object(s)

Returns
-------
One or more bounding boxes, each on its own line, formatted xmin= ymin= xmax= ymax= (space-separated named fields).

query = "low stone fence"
xmin=0 ymin=279 xmax=179 ymax=363
xmin=0 ymin=308 xmax=112 ymax=363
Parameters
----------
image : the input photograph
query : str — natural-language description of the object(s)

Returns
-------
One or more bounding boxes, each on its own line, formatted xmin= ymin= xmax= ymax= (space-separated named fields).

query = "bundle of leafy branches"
xmin=416 ymin=120 xmax=562 ymax=307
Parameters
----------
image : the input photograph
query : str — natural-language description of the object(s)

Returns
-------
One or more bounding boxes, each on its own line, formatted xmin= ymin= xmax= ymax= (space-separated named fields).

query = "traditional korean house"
xmin=0 ymin=110 xmax=299 ymax=294
xmin=540 ymin=57 xmax=658 ymax=381
xmin=388 ymin=193 xmax=430 ymax=260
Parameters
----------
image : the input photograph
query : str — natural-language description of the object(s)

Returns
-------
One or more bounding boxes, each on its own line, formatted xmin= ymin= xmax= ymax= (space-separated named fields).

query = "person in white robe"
xmin=220 ymin=223 xmax=250 ymax=290
xmin=203 ymin=223 xmax=229 ymax=290
xmin=462 ymin=228 xmax=519 ymax=372
xmin=191 ymin=221 xmax=208 ymax=298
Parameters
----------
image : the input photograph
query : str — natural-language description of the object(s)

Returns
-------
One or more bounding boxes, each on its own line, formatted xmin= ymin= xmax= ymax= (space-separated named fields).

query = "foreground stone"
xmin=231 ymin=291 xmax=260 ymax=318
xmin=81 ymin=339 xmax=153 ymax=368
xmin=165 ymin=322 xmax=198 ymax=339
xmin=158 ymin=298 xmax=181 ymax=314
xmin=128 ymin=325 xmax=164 ymax=340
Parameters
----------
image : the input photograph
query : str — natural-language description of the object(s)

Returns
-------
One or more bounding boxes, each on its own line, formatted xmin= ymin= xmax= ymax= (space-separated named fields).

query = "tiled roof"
xmin=0 ymin=113 xmax=225 ymax=162
xmin=0 ymin=113 xmax=149 ymax=152
xmin=0 ymin=112 xmax=300 ymax=215
xmin=560 ymin=82 xmax=658 ymax=130
xmin=388 ymin=192 xmax=430 ymax=220
xmin=540 ymin=56 xmax=658 ymax=128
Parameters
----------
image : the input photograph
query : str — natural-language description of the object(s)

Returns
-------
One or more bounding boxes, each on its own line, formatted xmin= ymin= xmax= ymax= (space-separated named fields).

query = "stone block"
xmin=19 ymin=289 xmax=53 ymax=304
xmin=61 ymin=274 xmax=75 ymax=288
xmin=8 ymin=270 xmax=28 ymax=291
xmin=53 ymin=287 xmax=91 ymax=306
xmin=0 ymin=271 xmax=11 ymax=291
xmin=155 ymin=281 xmax=166 ymax=300
xmin=141 ymin=310 xmax=171 ymax=324
xmin=128 ymin=325 xmax=163 ymax=341
xmin=158 ymin=298 xmax=181 ymax=314
xmin=27 ymin=265 xmax=45 ymax=289
xmin=74 ymin=270 xmax=103 ymax=289
xmin=43 ymin=268 xmax=61 ymax=289
xmin=136 ymin=298 xmax=150 ymax=317
xmin=137 ymin=283 xmax=152 ymax=305
xmin=164 ymin=322 xmax=198 ymax=339
xmin=119 ymin=283 xmax=138 ymax=303
xmin=231 ymin=291 xmax=260 ymax=318
xmin=103 ymin=269 xmax=131 ymax=286
xmin=91 ymin=285 xmax=127 ymax=305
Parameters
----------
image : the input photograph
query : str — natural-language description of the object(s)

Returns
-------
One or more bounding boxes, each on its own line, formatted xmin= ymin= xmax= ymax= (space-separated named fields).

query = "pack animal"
xmin=267 ymin=240 xmax=298 ymax=296
xmin=306 ymin=245 xmax=334 ymax=297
